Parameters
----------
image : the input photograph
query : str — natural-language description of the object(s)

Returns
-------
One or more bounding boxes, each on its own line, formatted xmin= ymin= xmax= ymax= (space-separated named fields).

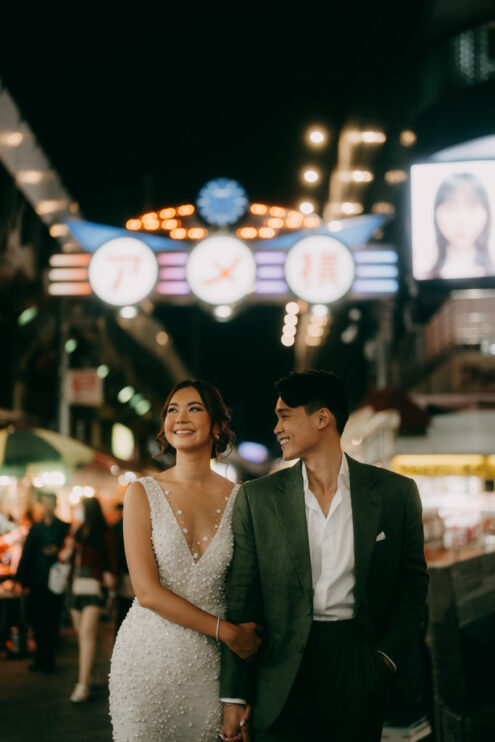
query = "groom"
xmin=220 ymin=369 xmax=428 ymax=741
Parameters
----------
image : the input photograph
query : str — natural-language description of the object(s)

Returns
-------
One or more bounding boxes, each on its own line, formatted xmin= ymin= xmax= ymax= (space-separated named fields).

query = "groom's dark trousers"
xmin=253 ymin=620 xmax=390 ymax=741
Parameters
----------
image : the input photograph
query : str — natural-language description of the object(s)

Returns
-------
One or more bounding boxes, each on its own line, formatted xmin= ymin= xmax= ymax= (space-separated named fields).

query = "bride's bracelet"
xmin=215 ymin=616 xmax=221 ymax=643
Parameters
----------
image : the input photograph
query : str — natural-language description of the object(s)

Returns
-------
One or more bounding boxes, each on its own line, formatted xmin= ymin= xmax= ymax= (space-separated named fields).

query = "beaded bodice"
xmin=140 ymin=476 xmax=239 ymax=616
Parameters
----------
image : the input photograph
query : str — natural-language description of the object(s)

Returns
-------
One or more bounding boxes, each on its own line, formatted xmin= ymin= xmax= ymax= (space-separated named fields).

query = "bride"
xmin=109 ymin=379 xmax=261 ymax=741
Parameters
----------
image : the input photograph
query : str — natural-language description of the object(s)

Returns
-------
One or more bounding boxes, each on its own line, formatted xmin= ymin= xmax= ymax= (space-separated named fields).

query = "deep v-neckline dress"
xmin=109 ymin=476 xmax=239 ymax=742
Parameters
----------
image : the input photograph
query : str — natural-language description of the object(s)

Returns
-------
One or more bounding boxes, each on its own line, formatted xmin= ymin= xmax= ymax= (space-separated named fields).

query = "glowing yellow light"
xmin=281 ymin=335 xmax=295 ymax=347
xmin=288 ymin=210 xmax=303 ymax=222
xmin=269 ymin=206 xmax=286 ymax=217
xmin=177 ymin=204 xmax=195 ymax=216
xmin=308 ymin=324 xmax=324 ymax=337
xmin=306 ymin=336 xmax=321 ymax=346
xmin=303 ymin=169 xmax=319 ymax=184
xmin=341 ymin=202 xmax=363 ymax=215
xmin=352 ymin=170 xmax=374 ymax=183
xmin=400 ymin=130 xmax=416 ymax=147
xmin=49 ymin=223 xmax=69 ymax=238
xmin=142 ymin=211 xmax=158 ymax=220
xmin=159 ymin=208 xmax=176 ymax=219
xmin=267 ymin=217 xmax=284 ymax=229
xmin=162 ymin=218 xmax=180 ymax=230
xmin=17 ymin=169 xmax=51 ymax=185
xmin=258 ymin=227 xmax=276 ymax=239
xmin=171 ymin=228 xmax=187 ymax=239
xmin=361 ymin=131 xmax=386 ymax=144
xmin=238 ymin=227 xmax=257 ymax=239
xmin=156 ymin=331 xmax=169 ymax=346
xmin=0 ymin=131 xmax=24 ymax=147
xmin=143 ymin=220 xmax=160 ymax=230
xmin=307 ymin=128 xmax=327 ymax=146
xmin=284 ymin=314 xmax=298 ymax=326
xmin=385 ymin=169 xmax=407 ymax=184
xmin=251 ymin=203 xmax=268 ymax=215
xmin=299 ymin=201 xmax=314 ymax=215
xmin=188 ymin=228 xmax=206 ymax=239
xmin=35 ymin=199 xmax=67 ymax=215
xmin=126 ymin=219 xmax=142 ymax=230
xmin=303 ymin=216 xmax=320 ymax=228
xmin=285 ymin=301 xmax=299 ymax=314
xmin=372 ymin=202 xmax=395 ymax=215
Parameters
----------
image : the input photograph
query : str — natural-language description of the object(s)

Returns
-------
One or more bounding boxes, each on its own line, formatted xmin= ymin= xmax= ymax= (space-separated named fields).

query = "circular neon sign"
xmin=89 ymin=237 xmax=158 ymax=306
xmin=285 ymin=235 xmax=355 ymax=303
xmin=186 ymin=236 xmax=256 ymax=305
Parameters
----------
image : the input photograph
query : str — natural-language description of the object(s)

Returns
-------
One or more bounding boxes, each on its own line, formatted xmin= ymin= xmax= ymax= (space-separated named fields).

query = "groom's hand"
xmin=221 ymin=703 xmax=245 ymax=742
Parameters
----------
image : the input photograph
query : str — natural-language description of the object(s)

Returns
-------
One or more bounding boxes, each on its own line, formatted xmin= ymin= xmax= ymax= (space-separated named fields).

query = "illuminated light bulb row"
xmin=384 ymin=169 xmax=407 ymax=185
xmin=337 ymin=170 xmax=374 ymax=184
xmin=372 ymin=202 xmax=395 ymax=215
xmin=250 ymin=204 xmax=288 ymax=217
xmin=305 ymin=305 xmax=330 ymax=347
xmin=32 ymin=471 xmax=66 ymax=488
xmin=49 ymin=223 xmax=70 ymax=238
xmin=0 ymin=131 xmax=24 ymax=147
xmin=341 ymin=202 xmax=364 ymax=216
xmin=281 ymin=303 xmax=300 ymax=347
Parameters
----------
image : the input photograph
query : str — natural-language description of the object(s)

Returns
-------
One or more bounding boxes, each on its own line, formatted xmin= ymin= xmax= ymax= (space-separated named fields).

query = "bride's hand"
xmin=221 ymin=621 xmax=262 ymax=659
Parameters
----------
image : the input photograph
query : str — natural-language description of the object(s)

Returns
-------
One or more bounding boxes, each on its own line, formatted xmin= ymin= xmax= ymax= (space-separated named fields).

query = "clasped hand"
xmin=225 ymin=622 xmax=262 ymax=660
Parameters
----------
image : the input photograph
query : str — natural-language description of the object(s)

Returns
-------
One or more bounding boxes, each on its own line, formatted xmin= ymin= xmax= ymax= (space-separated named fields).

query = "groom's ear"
xmin=316 ymin=408 xmax=333 ymax=430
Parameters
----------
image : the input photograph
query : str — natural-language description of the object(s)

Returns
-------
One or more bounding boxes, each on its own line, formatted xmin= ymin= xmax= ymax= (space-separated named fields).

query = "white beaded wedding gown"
xmin=109 ymin=476 xmax=239 ymax=742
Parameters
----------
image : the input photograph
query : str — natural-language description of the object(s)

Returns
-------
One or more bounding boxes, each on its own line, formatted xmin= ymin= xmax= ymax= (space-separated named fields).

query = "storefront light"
xmin=119 ymin=305 xmax=138 ymax=319
xmin=118 ymin=386 xmax=135 ymax=404
xmin=97 ymin=364 xmax=109 ymax=379
xmin=18 ymin=306 xmax=38 ymax=326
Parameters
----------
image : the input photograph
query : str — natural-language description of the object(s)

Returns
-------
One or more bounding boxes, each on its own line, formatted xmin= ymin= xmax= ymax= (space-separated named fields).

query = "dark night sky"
xmin=0 ymin=1 xmax=431 ymax=452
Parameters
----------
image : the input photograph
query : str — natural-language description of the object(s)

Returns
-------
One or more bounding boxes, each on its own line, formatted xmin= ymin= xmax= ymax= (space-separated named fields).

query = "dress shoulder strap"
xmin=135 ymin=477 xmax=164 ymax=524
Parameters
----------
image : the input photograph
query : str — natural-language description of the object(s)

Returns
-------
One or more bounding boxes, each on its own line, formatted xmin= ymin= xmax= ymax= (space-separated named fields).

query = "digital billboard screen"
xmin=410 ymin=160 xmax=495 ymax=281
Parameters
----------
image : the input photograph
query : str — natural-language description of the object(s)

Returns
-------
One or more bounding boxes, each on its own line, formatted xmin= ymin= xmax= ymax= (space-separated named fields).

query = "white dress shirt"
xmin=302 ymin=456 xmax=355 ymax=620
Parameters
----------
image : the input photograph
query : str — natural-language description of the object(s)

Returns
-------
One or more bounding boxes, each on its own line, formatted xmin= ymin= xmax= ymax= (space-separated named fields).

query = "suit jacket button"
xmin=306 ymin=607 xmax=312 ymax=616
xmin=298 ymin=644 xmax=305 ymax=653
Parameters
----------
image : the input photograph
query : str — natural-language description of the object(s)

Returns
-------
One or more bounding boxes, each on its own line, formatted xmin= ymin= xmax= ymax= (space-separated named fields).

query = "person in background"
xmin=61 ymin=495 xmax=117 ymax=702
xmin=111 ymin=503 xmax=134 ymax=637
xmin=16 ymin=492 xmax=69 ymax=673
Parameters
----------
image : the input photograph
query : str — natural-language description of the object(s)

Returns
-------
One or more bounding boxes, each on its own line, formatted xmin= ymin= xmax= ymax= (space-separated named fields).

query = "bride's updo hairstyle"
xmin=156 ymin=379 xmax=234 ymax=458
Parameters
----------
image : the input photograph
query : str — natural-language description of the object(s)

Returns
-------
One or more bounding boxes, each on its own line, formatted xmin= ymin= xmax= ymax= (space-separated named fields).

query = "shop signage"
xmin=186 ymin=235 xmax=257 ymax=305
xmin=284 ymin=235 xmax=355 ymax=304
xmin=88 ymin=237 xmax=158 ymax=306
xmin=66 ymin=369 xmax=103 ymax=406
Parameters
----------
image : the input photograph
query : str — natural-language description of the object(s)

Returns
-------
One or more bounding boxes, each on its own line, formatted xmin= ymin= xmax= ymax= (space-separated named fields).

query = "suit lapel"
xmin=272 ymin=461 xmax=313 ymax=599
xmin=346 ymin=454 xmax=382 ymax=605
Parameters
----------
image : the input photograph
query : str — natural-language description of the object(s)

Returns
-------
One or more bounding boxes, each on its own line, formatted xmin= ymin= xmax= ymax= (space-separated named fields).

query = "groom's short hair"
xmin=275 ymin=369 xmax=349 ymax=435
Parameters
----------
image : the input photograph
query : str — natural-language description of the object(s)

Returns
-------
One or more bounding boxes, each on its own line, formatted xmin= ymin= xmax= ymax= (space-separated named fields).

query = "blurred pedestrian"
xmin=16 ymin=492 xmax=69 ymax=673
xmin=111 ymin=503 xmax=134 ymax=638
xmin=62 ymin=496 xmax=117 ymax=702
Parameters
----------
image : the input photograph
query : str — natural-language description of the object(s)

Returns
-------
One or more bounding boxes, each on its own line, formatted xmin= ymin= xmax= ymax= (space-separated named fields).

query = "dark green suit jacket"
xmin=220 ymin=455 xmax=429 ymax=730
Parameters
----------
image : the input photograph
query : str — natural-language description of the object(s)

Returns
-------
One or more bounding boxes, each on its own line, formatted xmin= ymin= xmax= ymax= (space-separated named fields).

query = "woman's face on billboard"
xmin=435 ymin=185 xmax=488 ymax=251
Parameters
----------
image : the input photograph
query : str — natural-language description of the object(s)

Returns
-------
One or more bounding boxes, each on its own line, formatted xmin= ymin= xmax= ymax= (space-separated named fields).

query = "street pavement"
xmin=0 ymin=617 xmax=114 ymax=742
